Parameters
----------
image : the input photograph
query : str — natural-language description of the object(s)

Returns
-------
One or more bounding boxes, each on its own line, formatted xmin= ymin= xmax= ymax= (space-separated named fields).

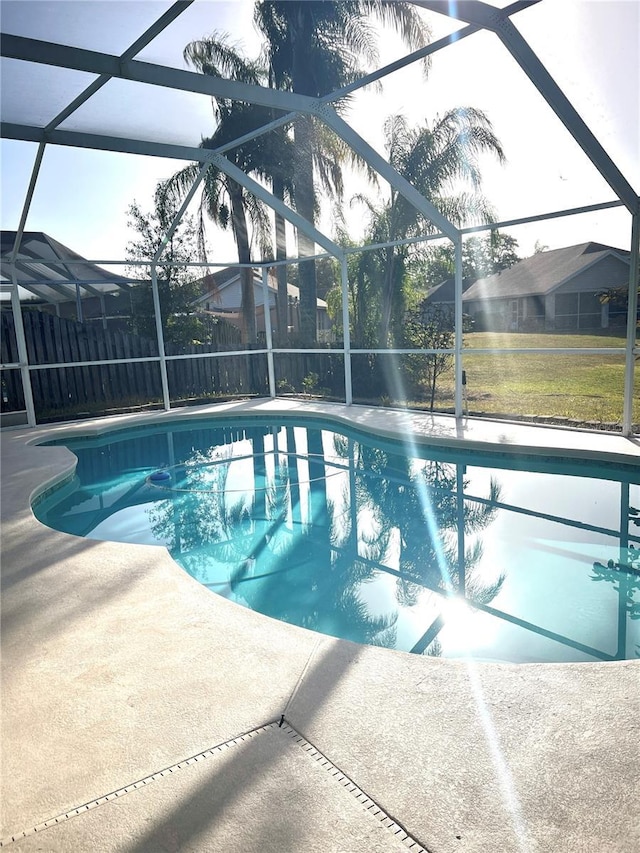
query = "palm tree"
xmin=146 ymin=423 xmax=399 ymax=647
xmin=254 ymin=1 xmax=432 ymax=343
xmin=349 ymin=441 xmax=505 ymax=622
xmin=355 ymin=109 xmax=506 ymax=345
xmin=162 ymin=34 xmax=293 ymax=344
xmin=238 ymin=425 xmax=399 ymax=647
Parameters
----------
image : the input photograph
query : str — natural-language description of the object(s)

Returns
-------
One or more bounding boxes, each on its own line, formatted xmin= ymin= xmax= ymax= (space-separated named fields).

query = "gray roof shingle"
xmin=462 ymin=242 xmax=629 ymax=302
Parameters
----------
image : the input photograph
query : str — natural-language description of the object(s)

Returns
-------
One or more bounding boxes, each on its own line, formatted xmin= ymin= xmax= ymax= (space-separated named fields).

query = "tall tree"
xmin=163 ymin=33 xmax=292 ymax=344
xmin=354 ymin=109 xmax=506 ymax=344
xmin=125 ymin=182 xmax=206 ymax=345
xmin=254 ymin=1 xmax=432 ymax=343
xmin=421 ymin=231 xmax=522 ymax=290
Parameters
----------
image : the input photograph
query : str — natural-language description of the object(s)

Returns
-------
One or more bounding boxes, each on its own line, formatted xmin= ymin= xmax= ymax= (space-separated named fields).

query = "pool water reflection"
xmin=35 ymin=418 xmax=640 ymax=663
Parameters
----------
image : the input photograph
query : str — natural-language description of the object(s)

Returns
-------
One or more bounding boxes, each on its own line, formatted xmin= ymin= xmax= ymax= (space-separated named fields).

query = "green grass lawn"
xmin=464 ymin=331 xmax=631 ymax=350
xmin=435 ymin=331 xmax=639 ymax=426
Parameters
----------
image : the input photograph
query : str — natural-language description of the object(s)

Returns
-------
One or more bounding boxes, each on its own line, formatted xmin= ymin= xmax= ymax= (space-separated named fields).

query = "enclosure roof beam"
xmin=405 ymin=0 xmax=541 ymax=26
xmin=2 ymin=3 xmax=194 ymax=308
xmin=2 ymin=271 xmax=134 ymax=289
xmin=210 ymin=154 xmax=343 ymax=259
xmin=1 ymin=34 xmax=460 ymax=239
xmin=14 ymin=282 xmax=61 ymax=304
xmin=71 ymin=282 xmax=104 ymax=298
xmin=9 ymin=258 xmax=75 ymax=294
xmin=1 ymin=123 xmax=343 ymax=259
xmin=323 ymin=21 xmax=479 ymax=103
xmin=1 ymin=122 xmax=214 ymax=159
xmin=408 ymin=0 xmax=639 ymax=214
xmin=3 ymin=237 xmax=137 ymax=293
xmin=8 ymin=142 xmax=47 ymax=266
xmin=44 ymin=1 xmax=194 ymax=133
xmin=7 ymin=256 xmax=67 ymax=288
xmin=496 ymin=16 xmax=639 ymax=213
xmin=0 ymin=34 xmax=319 ymax=115
xmin=0 ymin=122 xmax=443 ymax=255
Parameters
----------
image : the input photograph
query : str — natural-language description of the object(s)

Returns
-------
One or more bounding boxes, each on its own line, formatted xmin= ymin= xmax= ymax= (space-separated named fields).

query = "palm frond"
xmin=185 ymin=32 xmax=264 ymax=86
xmin=466 ymin=572 xmax=506 ymax=605
xmin=434 ymin=193 xmax=498 ymax=229
xmin=360 ymin=1 xmax=432 ymax=55
xmin=161 ymin=163 xmax=202 ymax=208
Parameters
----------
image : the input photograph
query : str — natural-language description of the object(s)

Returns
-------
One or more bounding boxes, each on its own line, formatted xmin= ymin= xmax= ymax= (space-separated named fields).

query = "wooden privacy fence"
xmin=273 ymin=350 xmax=346 ymax=398
xmin=1 ymin=310 xmax=391 ymax=419
xmin=0 ymin=309 xmax=272 ymax=416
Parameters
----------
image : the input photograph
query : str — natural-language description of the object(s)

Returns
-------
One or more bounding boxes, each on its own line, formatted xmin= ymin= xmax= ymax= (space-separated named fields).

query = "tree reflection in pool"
xmin=35 ymin=417 xmax=640 ymax=663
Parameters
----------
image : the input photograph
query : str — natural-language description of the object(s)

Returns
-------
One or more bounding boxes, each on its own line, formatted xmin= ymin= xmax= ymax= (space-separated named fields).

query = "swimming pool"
xmin=34 ymin=415 xmax=640 ymax=663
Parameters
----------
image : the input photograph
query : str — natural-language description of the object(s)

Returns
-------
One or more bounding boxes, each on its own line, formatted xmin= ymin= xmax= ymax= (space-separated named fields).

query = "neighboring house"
xmin=193 ymin=266 xmax=333 ymax=341
xmin=458 ymin=242 xmax=631 ymax=332
xmin=420 ymin=276 xmax=475 ymax=316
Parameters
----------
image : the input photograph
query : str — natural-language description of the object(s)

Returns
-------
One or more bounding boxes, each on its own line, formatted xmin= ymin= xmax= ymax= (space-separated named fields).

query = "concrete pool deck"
xmin=1 ymin=399 xmax=639 ymax=852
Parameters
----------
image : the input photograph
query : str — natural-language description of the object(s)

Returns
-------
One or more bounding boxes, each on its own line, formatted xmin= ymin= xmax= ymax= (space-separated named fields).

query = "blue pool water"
xmin=34 ymin=416 xmax=640 ymax=663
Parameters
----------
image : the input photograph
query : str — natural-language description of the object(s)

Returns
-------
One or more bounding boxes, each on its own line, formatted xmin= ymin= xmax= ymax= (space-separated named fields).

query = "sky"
xmin=1 ymin=0 xmax=638 ymax=271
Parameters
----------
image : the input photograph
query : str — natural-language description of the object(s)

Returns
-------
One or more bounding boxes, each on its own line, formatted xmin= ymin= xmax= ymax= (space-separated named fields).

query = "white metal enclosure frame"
xmin=1 ymin=0 xmax=638 ymax=432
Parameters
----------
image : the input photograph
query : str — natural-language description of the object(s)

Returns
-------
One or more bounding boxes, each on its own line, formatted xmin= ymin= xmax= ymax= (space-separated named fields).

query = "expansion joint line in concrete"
xmin=278 ymin=719 xmax=431 ymax=853
xmin=0 ymin=720 xmax=276 ymax=848
xmin=1 ymin=719 xmax=430 ymax=852
xmin=280 ymin=635 xmax=325 ymax=723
